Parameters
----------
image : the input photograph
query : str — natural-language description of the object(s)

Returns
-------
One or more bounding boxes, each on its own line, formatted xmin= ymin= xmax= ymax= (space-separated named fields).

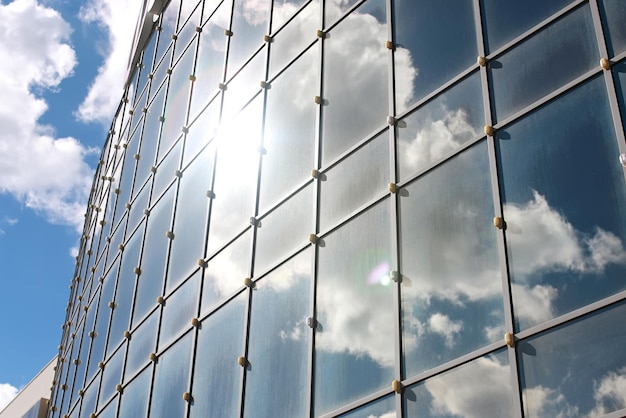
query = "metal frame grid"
xmin=49 ymin=0 xmax=626 ymax=417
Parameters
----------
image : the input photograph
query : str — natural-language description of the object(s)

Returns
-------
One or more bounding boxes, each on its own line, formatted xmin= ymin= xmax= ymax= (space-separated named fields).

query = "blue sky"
xmin=0 ymin=0 xmax=141 ymax=408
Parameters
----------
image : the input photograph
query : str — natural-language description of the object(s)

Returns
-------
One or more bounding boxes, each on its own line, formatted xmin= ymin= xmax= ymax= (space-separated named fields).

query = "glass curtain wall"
xmin=50 ymin=0 xmax=626 ymax=417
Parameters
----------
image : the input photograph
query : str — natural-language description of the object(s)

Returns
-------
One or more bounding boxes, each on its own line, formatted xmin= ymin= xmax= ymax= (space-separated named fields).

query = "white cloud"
xmin=0 ymin=382 xmax=19 ymax=411
xmin=590 ymin=367 xmax=626 ymax=416
xmin=0 ymin=0 xmax=96 ymax=230
xmin=425 ymin=356 xmax=511 ymax=418
xmin=76 ymin=0 xmax=143 ymax=123
xmin=511 ymin=283 xmax=558 ymax=325
xmin=428 ymin=313 xmax=463 ymax=348
xmin=522 ymin=386 xmax=579 ymax=418
xmin=366 ymin=413 xmax=395 ymax=418
xmin=505 ymin=190 xmax=626 ymax=278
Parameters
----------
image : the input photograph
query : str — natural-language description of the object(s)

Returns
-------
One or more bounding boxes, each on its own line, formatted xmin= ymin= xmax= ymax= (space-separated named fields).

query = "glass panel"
xmin=396 ymin=72 xmax=483 ymax=181
xmin=226 ymin=0 xmax=270 ymax=79
xmin=152 ymin=139 xmax=182 ymax=202
xmin=125 ymin=311 xmax=158 ymax=381
xmin=325 ymin=0 xmax=360 ymax=26
xmin=400 ymin=141 xmax=503 ymax=377
xmin=260 ymin=47 xmax=317 ymax=212
xmin=166 ymin=143 xmax=214 ymax=291
xmin=190 ymin=292 xmax=246 ymax=418
xmin=268 ymin=1 xmax=318 ymax=78
xmin=320 ymin=132 xmax=389 ymax=231
xmin=519 ymin=301 xmax=626 ymax=417
xmin=149 ymin=332 xmax=192 ymax=418
xmin=118 ymin=366 xmax=151 ymax=418
xmin=490 ymin=5 xmax=598 ymax=122
xmin=128 ymin=184 xmax=149 ymax=235
xmin=133 ymin=188 xmax=175 ymax=326
xmin=174 ymin=1 xmax=201 ymax=64
xmin=255 ymin=184 xmax=312 ymax=275
xmin=114 ymin=135 xmax=138 ymax=215
xmin=135 ymin=85 xmax=166 ymax=188
xmin=404 ymin=350 xmax=511 ymax=418
xmin=108 ymin=230 xmax=142 ymax=354
xmin=498 ymin=76 xmax=626 ymax=331
xmin=183 ymin=102 xmax=219 ymax=168
xmin=339 ymin=394 xmax=395 ymax=418
xmin=87 ymin=260 xmax=119 ymax=381
xmin=79 ymin=379 xmax=98 ymax=418
xmin=481 ymin=0 xmax=574 ymax=53
xmin=315 ymin=200 xmax=394 ymax=416
xmin=271 ymin=0 xmax=310 ymax=32
xmin=202 ymin=230 xmax=252 ymax=313
xmin=243 ymin=251 xmax=311 ymax=418
xmin=96 ymin=397 xmax=117 ymax=418
xmin=158 ymin=49 xmax=194 ymax=162
xmin=322 ymin=0 xmax=388 ymax=164
xmin=189 ymin=2 xmax=230 ymax=118
xmin=159 ymin=270 xmax=200 ymax=349
xmin=207 ymin=99 xmax=261 ymax=255
xmin=98 ymin=345 xmax=124 ymax=409
xmin=599 ymin=0 xmax=626 ymax=57
xmin=221 ymin=51 xmax=265 ymax=120
xmin=393 ymin=0 xmax=477 ymax=113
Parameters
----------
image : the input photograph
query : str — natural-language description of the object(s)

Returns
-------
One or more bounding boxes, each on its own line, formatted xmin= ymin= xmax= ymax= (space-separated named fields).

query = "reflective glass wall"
xmin=50 ymin=0 xmax=626 ymax=417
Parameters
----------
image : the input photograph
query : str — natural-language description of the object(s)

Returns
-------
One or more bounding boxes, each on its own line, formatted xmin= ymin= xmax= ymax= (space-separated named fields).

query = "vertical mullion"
xmin=474 ymin=0 xmax=523 ymax=417
xmin=385 ymin=0 xmax=403 ymax=417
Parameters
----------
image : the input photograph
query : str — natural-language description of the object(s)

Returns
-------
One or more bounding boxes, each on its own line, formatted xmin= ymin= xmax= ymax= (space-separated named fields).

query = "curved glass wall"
xmin=50 ymin=0 xmax=626 ymax=417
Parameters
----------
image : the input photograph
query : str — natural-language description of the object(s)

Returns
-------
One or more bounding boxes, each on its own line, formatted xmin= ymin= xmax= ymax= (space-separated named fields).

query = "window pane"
xmin=396 ymin=72 xmax=483 ymax=181
xmin=400 ymin=141 xmax=503 ymax=378
xmin=255 ymin=184 xmax=313 ymax=275
xmin=599 ymin=0 xmax=626 ymax=57
xmin=271 ymin=0 xmax=310 ymax=32
xmin=159 ymin=270 xmax=200 ymax=349
xmin=490 ymin=5 xmax=598 ymax=122
xmin=243 ymin=250 xmax=311 ymax=418
xmin=404 ymin=350 xmax=511 ymax=418
xmin=190 ymin=293 xmax=246 ymax=417
xmin=149 ymin=332 xmax=192 ymax=418
xmin=519 ymin=301 xmax=626 ymax=417
xmin=322 ymin=0 xmax=388 ymax=164
xmin=133 ymin=188 xmax=175 ymax=326
xmin=207 ymin=99 xmax=261 ymax=255
xmin=497 ymin=76 xmax=626 ymax=331
xmin=202 ymin=230 xmax=252 ymax=314
xmin=226 ymin=0 xmax=270 ymax=79
xmin=320 ymin=131 xmax=389 ymax=231
xmin=118 ymin=366 xmax=151 ymax=418
xmin=315 ymin=200 xmax=394 ymax=416
xmin=98 ymin=345 xmax=124 ymax=409
xmin=260 ymin=47 xmax=317 ymax=212
xmin=393 ymin=0 xmax=476 ymax=113
xmin=481 ymin=0 xmax=574 ymax=53
xmin=166 ymin=143 xmax=214 ymax=292
xmin=124 ymin=311 xmax=158 ymax=381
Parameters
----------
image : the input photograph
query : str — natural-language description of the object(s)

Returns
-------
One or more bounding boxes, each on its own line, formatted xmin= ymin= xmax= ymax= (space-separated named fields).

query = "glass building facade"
xmin=50 ymin=0 xmax=626 ymax=417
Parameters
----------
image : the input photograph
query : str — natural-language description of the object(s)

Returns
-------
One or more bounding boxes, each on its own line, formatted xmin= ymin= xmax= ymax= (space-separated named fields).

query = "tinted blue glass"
xmin=397 ymin=72 xmax=483 ymax=181
xmin=124 ymin=311 xmax=158 ymax=381
xmin=243 ymin=251 xmax=311 ymax=418
xmin=393 ymin=0 xmax=476 ymax=113
xmin=498 ymin=77 xmax=626 ymax=330
xmin=149 ymin=332 xmax=192 ymax=418
xmin=133 ymin=188 xmax=175 ymax=326
xmin=404 ymin=350 xmax=511 ymax=417
xmin=519 ymin=301 xmax=626 ymax=417
xmin=135 ymin=85 xmax=166 ymax=188
xmin=481 ymin=0 xmax=574 ymax=53
xmin=315 ymin=200 xmax=394 ymax=416
xmin=190 ymin=293 xmax=246 ymax=418
xmin=98 ymin=345 xmax=124 ymax=409
xmin=79 ymin=378 xmax=98 ymax=418
xmin=118 ymin=366 xmax=151 ymax=418
xmin=400 ymin=141 xmax=503 ymax=378
xmin=490 ymin=5 xmax=598 ymax=122
xmin=614 ymin=60 xmax=626 ymax=133
xmin=159 ymin=270 xmax=200 ymax=349
xmin=599 ymin=0 xmax=626 ymax=57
